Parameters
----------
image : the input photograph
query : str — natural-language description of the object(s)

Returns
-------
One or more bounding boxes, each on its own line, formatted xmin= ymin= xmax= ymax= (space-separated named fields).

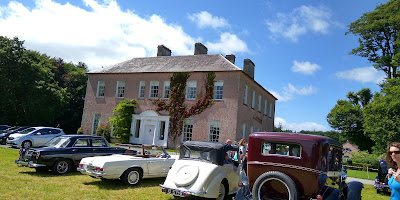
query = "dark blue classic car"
xmin=15 ymin=135 xmax=129 ymax=174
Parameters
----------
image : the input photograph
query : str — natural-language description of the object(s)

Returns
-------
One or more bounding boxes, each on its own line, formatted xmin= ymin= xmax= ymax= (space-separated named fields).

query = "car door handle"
xmin=72 ymin=149 xmax=77 ymax=152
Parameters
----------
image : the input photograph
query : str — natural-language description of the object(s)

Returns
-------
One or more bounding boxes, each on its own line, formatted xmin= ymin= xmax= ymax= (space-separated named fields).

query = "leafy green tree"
xmin=109 ymin=99 xmax=137 ymax=143
xmin=96 ymin=124 xmax=111 ymax=143
xmin=299 ymin=130 xmax=346 ymax=144
xmin=350 ymin=150 xmax=382 ymax=169
xmin=0 ymin=36 xmax=87 ymax=133
xmin=327 ymin=89 xmax=374 ymax=151
xmin=346 ymin=0 xmax=400 ymax=79
xmin=364 ymin=78 xmax=400 ymax=153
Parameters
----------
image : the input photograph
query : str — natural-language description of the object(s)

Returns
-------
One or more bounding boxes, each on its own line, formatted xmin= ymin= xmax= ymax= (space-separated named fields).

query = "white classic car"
xmin=77 ymin=145 xmax=178 ymax=186
xmin=161 ymin=141 xmax=242 ymax=200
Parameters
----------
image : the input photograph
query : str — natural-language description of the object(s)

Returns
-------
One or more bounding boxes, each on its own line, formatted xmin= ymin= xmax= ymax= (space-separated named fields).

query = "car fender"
xmin=204 ymin=173 xmax=227 ymax=198
xmin=346 ymin=181 xmax=363 ymax=200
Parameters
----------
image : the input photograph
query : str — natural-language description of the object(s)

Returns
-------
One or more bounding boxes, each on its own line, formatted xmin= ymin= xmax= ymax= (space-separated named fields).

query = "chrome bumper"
xmin=77 ymin=167 xmax=106 ymax=177
xmin=160 ymin=184 xmax=207 ymax=196
xmin=15 ymin=160 xmax=46 ymax=168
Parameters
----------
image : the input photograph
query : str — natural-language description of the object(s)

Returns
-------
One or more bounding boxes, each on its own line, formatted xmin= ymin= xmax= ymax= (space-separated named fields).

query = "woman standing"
xmin=387 ymin=142 xmax=400 ymax=200
xmin=239 ymin=139 xmax=247 ymax=175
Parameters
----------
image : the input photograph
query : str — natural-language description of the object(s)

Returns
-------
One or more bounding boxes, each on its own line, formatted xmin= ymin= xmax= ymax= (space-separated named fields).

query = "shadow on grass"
xmin=82 ymin=177 xmax=167 ymax=190
xmin=19 ymin=169 xmax=83 ymax=177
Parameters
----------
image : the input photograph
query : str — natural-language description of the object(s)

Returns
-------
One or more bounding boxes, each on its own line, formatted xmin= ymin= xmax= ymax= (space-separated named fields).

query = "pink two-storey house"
xmin=81 ymin=43 xmax=277 ymax=147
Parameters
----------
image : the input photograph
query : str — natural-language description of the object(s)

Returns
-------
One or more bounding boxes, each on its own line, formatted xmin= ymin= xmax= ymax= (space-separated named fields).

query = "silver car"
xmin=7 ymin=127 xmax=65 ymax=148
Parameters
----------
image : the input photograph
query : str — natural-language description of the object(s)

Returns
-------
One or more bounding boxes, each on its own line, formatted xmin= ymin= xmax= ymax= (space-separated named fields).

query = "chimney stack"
xmin=243 ymin=59 xmax=255 ymax=79
xmin=194 ymin=43 xmax=208 ymax=55
xmin=157 ymin=45 xmax=171 ymax=56
xmin=225 ymin=54 xmax=236 ymax=64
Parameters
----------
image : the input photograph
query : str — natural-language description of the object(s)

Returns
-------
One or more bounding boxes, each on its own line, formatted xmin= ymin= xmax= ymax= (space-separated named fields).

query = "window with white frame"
xmin=92 ymin=114 xmax=101 ymax=135
xmin=149 ymin=81 xmax=159 ymax=99
xmin=209 ymin=120 xmax=220 ymax=142
xmin=163 ymin=81 xmax=170 ymax=99
xmin=213 ymin=81 xmax=223 ymax=100
xmin=96 ymin=81 xmax=105 ymax=98
xmin=116 ymin=81 xmax=125 ymax=98
xmin=264 ymin=99 xmax=268 ymax=115
xmin=269 ymin=103 xmax=273 ymax=117
xmin=159 ymin=121 xmax=166 ymax=140
xmin=251 ymin=90 xmax=255 ymax=109
xmin=242 ymin=123 xmax=246 ymax=139
xmin=186 ymin=81 xmax=197 ymax=100
xmin=139 ymin=81 xmax=145 ymax=98
xmin=243 ymin=85 xmax=248 ymax=105
xmin=258 ymin=95 xmax=262 ymax=112
xmin=182 ymin=119 xmax=193 ymax=142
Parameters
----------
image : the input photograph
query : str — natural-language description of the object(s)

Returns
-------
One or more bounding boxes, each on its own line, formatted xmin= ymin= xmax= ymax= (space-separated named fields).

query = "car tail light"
xmin=238 ymin=182 xmax=243 ymax=187
xmin=78 ymin=164 xmax=83 ymax=168
xmin=96 ymin=167 xmax=103 ymax=171
xmin=36 ymin=152 xmax=40 ymax=159
xmin=182 ymin=192 xmax=187 ymax=197
xmin=317 ymin=195 xmax=323 ymax=200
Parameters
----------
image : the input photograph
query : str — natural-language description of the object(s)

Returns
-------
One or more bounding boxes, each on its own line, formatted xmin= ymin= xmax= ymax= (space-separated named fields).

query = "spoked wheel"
xmin=252 ymin=171 xmax=298 ymax=200
xmin=216 ymin=181 xmax=228 ymax=200
xmin=52 ymin=159 xmax=71 ymax=175
xmin=22 ymin=141 xmax=32 ymax=149
xmin=121 ymin=168 xmax=142 ymax=186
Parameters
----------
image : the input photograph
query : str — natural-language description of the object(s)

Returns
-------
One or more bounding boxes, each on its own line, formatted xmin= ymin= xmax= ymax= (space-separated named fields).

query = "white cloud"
xmin=0 ymin=0 xmax=198 ymax=70
xmin=335 ymin=66 xmax=386 ymax=84
xmin=275 ymin=117 xmax=328 ymax=132
xmin=270 ymin=83 xmax=317 ymax=102
xmin=266 ymin=5 xmax=337 ymax=42
xmin=188 ymin=11 xmax=230 ymax=29
xmin=205 ymin=32 xmax=249 ymax=55
xmin=291 ymin=60 xmax=321 ymax=75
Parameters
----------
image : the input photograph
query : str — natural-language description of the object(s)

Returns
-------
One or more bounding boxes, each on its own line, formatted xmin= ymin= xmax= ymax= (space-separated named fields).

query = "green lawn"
xmin=0 ymin=146 xmax=390 ymax=200
xmin=347 ymin=169 xmax=378 ymax=180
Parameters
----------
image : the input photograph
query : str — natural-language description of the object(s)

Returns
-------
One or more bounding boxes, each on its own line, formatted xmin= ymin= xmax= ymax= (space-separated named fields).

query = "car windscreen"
xmin=18 ymin=127 xmax=35 ymax=134
xmin=46 ymin=137 xmax=70 ymax=148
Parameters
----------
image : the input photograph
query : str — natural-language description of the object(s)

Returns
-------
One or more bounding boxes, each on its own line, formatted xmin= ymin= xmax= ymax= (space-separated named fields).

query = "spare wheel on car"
xmin=174 ymin=165 xmax=199 ymax=187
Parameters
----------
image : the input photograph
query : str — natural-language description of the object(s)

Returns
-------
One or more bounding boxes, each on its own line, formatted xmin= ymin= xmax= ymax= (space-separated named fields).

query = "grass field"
xmin=0 ymin=147 xmax=391 ymax=200
xmin=347 ymin=169 xmax=378 ymax=180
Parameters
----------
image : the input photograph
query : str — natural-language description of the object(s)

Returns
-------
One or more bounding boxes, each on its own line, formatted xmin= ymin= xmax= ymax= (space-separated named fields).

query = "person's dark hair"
xmin=386 ymin=142 xmax=400 ymax=169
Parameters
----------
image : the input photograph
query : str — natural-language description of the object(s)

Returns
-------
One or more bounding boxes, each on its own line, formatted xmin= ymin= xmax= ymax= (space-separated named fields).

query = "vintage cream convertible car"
xmin=161 ymin=141 xmax=242 ymax=200
xmin=77 ymin=145 xmax=178 ymax=186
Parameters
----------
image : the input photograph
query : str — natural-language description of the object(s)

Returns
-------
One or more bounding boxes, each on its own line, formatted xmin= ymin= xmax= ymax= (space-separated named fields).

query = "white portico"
xmin=130 ymin=110 xmax=169 ymax=147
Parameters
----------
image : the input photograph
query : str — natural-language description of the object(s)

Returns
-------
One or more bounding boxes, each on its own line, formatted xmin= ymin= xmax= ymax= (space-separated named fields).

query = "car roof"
xmin=32 ymin=127 xmax=63 ymax=130
xmin=57 ymin=135 xmax=104 ymax=139
xmin=182 ymin=141 xmax=238 ymax=152
xmin=250 ymin=132 xmax=342 ymax=147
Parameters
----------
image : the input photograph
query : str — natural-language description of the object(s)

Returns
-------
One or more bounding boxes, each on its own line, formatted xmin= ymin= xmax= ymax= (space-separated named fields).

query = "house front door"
xmin=143 ymin=125 xmax=155 ymax=145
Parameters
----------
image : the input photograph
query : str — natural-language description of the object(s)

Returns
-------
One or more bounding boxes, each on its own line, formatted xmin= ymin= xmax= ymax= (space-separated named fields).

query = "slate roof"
xmin=89 ymin=54 xmax=242 ymax=74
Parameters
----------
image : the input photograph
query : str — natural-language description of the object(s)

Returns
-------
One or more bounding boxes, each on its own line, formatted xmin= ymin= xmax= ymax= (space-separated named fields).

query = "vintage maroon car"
xmin=236 ymin=132 xmax=363 ymax=200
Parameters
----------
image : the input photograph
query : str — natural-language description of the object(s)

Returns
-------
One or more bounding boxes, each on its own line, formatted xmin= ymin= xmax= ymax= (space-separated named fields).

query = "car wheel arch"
xmin=121 ymin=166 xmax=144 ymax=179
xmin=204 ymin=173 xmax=229 ymax=198
xmin=21 ymin=140 xmax=33 ymax=148
xmin=120 ymin=167 xmax=144 ymax=186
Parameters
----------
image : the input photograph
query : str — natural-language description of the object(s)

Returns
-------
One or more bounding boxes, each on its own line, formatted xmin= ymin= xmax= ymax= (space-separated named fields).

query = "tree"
xmin=327 ymin=89 xmax=374 ymax=151
xmin=363 ymin=78 xmax=400 ymax=153
xmin=0 ymin=36 xmax=87 ymax=133
xmin=109 ymin=99 xmax=137 ymax=143
xmin=153 ymin=72 xmax=215 ymax=149
xmin=346 ymin=0 xmax=400 ymax=79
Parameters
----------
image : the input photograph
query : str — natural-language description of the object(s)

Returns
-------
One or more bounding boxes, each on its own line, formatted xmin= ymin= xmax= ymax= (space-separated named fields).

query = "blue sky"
xmin=0 ymin=0 xmax=388 ymax=132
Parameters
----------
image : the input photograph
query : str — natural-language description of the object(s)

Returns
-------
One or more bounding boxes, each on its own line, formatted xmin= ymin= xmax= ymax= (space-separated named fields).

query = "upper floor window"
xmin=209 ymin=120 xmax=220 ymax=142
xmin=186 ymin=81 xmax=197 ymax=100
xmin=264 ymin=99 xmax=268 ymax=115
xmin=213 ymin=81 xmax=223 ymax=100
xmin=243 ymin=85 xmax=248 ymax=105
xmin=116 ymin=81 xmax=125 ymax=98
xmin=269 ymin=103 xmax=273 ymax=118
xmin=139 ymin=81 xmax=145 ymax=99
xmin=258 ymin=95 xmax=262 ymax=112
xmin=182 ymin=119 xmax=194 ymax=142
xmin=96 ymin=81 xmax=105 ymax=98
xmin=163 ymin=81 xmax=170 ymax=99
xmin=149 ymin=81 xmax=159 ymax=99
xmin=251 ymin=90 xmax=255 ymax=109
xmin=242 ymin=123 xmax=246 ymax=139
